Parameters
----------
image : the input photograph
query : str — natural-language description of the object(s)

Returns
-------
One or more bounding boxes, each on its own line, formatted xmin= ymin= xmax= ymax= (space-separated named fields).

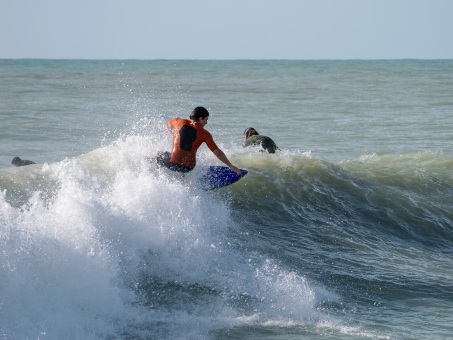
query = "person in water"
xmin=157 ymin=106 xmax=241 ymax=175
xmin=12 ymin=157 xmax=35 ymax=167
xmin=243 ymin=127 xmax=278 ymax=153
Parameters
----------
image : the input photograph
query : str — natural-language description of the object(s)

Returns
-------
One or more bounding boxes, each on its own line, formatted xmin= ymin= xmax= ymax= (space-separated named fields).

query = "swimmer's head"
xmin=243 ymin=127 xmax=259 ymax=140
xmin=12 ymin=157 xmax=22 ymax=166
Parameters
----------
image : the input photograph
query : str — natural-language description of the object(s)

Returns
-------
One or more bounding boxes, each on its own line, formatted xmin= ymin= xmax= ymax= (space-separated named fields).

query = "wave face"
xmin=1 ymin=135 xmax=452 ymax=339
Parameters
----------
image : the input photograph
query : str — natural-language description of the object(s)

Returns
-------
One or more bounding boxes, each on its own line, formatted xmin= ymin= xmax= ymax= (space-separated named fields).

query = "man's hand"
xmin=230 ymin=165 xmax=241 ymax=176
xmin=213 ymin=149 xmax=241 ymax=175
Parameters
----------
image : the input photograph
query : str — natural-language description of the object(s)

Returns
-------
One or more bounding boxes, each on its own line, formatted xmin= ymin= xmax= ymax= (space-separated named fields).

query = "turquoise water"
xmin=1 ymin=59 xmax=452 ymax=339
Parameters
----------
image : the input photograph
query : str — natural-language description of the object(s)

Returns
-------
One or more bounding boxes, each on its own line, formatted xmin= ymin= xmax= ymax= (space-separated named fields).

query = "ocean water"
xmin=0 ymin=59 xmax=452 ymax=339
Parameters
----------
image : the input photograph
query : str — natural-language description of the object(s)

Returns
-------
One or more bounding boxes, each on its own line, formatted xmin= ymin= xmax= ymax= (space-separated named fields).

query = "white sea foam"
xmin=0 ymin=134 xmax=331 ymax=339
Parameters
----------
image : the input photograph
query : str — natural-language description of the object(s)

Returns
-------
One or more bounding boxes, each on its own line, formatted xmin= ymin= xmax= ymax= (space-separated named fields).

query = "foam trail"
xmin=1 ymin=134 xmax=338 ymax=339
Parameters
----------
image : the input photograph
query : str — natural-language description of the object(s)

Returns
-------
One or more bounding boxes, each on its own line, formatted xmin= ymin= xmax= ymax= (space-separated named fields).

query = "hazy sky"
xmin=1 ymin=0 xmax=452 ymax=59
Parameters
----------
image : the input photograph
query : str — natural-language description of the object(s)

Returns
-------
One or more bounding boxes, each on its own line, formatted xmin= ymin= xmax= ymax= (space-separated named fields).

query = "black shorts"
xmin=156 ymin=152 xmax=194 ymax=173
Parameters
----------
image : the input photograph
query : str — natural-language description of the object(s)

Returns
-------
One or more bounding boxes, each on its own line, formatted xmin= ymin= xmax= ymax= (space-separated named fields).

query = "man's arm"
xmin=165 ymin=119 xmax=173 ymax=134
xmin=213 ymin=149 xmax=241 ymax=175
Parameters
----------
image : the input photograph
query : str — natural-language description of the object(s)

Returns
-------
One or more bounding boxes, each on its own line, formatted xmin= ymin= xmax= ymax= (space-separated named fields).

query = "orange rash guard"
xmin=167 ymin=118 xmax=219 ymax=169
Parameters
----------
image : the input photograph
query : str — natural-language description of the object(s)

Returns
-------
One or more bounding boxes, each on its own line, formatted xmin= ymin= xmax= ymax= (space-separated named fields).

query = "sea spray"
xmin=1 ymin=135 xmax=330 ymax=339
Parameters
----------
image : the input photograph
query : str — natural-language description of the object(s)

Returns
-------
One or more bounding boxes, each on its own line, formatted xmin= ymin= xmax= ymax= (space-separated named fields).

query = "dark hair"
xmin=243 ymin=127 xmax=259 ymax=139
xmin=190 ymin=106 xmax=210 ymax=120
xmin=12 ymin=157 xmax=21 ymax=165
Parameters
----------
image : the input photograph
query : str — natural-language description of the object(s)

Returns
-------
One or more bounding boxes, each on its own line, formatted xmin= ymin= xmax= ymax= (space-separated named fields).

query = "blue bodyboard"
xmin=201 ymin=166 xmax=248 ymax=190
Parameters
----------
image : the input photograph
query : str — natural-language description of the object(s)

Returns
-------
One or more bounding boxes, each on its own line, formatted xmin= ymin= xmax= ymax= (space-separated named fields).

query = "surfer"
xmin=12 ymin=157 xmax=36 ymax=167
xmin=243 ymin=127 xmax=278 ymax=153
xmin=157 ymin=106 xmax=241 ymax=175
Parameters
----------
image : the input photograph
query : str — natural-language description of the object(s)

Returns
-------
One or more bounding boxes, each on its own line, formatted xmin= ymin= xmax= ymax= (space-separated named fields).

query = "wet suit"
xmin=243 ymin=135 xmax=278 ymax=153
xmin=156 ymin=151 xmax=193 ymax=173
xmin=12 ymin=157 xmax=36 ymax=167
xmin=157 ymin=118 xmax=219 ymax=173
